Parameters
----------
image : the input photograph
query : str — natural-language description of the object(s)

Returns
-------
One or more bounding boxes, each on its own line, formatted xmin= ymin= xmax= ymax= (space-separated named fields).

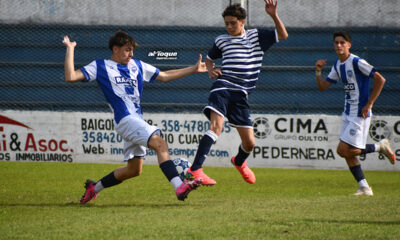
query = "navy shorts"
xmin=203 ymin=90 xmax=252 ymax=128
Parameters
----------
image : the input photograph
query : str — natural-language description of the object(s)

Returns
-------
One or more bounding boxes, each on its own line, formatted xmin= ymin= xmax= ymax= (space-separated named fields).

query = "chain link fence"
xmin=0 ymin=0 xmax=399 ymax=115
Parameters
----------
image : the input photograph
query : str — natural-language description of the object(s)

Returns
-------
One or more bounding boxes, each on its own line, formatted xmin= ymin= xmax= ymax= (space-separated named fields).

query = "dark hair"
xmin=333 ymin=31 xmax=352 ymax=43
xmin=108 ymin=31 xmax=137 ymax=51
xmin=222 ymin=4 xmax=246 ymax=20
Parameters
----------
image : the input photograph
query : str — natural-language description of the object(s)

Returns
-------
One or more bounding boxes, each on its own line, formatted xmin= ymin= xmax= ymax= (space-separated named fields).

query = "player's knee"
xmin=242 ymin=142 xmax=255 ymax=152
xmin=148 ymin=135 xmax=168 ymax=152
xmin=128 ymin=168 xmax=142 ymax=178
xmin=209 ymin=123 xmax=223 ymax=136
xmin=336 ymin=147 xmax=347 ymax=158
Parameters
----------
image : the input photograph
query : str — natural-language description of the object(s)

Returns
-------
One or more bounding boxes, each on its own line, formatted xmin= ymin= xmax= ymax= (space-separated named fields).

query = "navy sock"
xmin=159 ymin=160 xmax=179 ymax=181
xmin=349 ymin=165 xmax=365 ymax=182
xmin=191 ymin=131 xmax=217 ymax=171
xmin=100 ymin=171 xmax=122 ymax=188
xmin=234 ymin=145 xmax=250 ymax=166
xmin=361 ymin=144 xmax=375 ymax=155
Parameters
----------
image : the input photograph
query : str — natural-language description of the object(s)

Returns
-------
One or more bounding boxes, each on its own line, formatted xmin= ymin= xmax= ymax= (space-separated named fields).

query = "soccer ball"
xmin=172 ymin=158 xmax=192 ymax=181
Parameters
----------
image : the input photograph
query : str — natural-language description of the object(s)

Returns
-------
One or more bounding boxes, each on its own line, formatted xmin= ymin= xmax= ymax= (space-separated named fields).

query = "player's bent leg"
xmin=149 ymin=135 xmax=204 ymax=199
xmin=114 ymin=157 xmax=143 ymax=181
xmin=378 ymin=139 xmax=396 ymax=164
xmin=148 ymin=135 xmax=170 ymax=164
xmin=187 ymin=111 xmax=222 ymax=186
xmin=337 ymin=141 xmax=362 ymax=159
xmin=232 ymin=127 xmax=256 ymax=183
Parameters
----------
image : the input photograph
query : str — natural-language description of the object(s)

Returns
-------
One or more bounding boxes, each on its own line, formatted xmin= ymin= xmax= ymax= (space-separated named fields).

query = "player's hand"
xmin=194 ymin=54 xmax=207 ymax=73
xmin=264 ymin=0 xmax=278 ymax=17
xmin=361 ymin=104 xmax=372 ymax=118
xmin=62 ymin=36 xmax=76 ymax=48
xmin=315 ymin=59 xmax=327 ymax=72
xmin=208 ymin=68 xmax=222 ymax=79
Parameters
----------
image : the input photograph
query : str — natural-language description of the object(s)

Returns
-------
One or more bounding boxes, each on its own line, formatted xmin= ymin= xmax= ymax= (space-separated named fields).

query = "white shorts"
xmin=339 ymin=113 xmax=371 ymax=149
xmin=115 ymin=114 xmax=160 ymax=161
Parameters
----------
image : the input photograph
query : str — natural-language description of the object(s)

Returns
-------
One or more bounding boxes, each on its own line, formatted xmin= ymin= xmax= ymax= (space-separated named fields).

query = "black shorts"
xmin=203 ymin=90 xmax=252 ymax=128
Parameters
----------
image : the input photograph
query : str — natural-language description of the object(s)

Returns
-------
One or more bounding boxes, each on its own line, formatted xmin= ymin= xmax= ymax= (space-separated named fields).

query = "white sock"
xmin=358 ymin=179 xmax=369 ymax=188
xmin=374 ymin=143 xmax=381 ymax=152
xmin=94 ymin=181 xmax=104 ymax=193
xmin=170 ymin=176 xmax=183 ymax=191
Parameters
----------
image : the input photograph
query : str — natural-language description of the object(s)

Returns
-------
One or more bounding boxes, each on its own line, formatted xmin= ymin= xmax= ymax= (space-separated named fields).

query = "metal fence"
xmin=0 ymin=0 xmax=399 ymax=115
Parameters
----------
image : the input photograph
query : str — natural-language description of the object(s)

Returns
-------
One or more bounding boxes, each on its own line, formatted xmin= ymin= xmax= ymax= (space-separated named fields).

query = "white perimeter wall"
xmin=1 ymin=110 xmax=399 ymax=171
xmin=0 ymin=0 xmax=399 ymax=28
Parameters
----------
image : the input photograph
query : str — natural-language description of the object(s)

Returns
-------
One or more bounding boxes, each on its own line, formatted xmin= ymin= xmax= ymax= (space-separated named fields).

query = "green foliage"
xmin=0 ymin=162 xmax=399 ymax=240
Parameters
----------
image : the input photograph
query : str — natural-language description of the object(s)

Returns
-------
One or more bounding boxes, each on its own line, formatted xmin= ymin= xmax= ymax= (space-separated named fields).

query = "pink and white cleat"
xmin=176 ymin=178 xmax=202 ymax=201
xmin=80 ymin=179 xmax=98 ymax=204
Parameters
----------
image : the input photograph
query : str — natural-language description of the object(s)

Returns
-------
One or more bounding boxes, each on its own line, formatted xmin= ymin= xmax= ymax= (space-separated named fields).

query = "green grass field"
xmin=0 ymin=161 xmax=399 ymax=240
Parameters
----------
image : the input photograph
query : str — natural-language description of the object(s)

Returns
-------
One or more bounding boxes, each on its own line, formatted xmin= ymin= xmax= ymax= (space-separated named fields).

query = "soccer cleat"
xmin=176 ymin=178 xmax=203 ymax=201
xmin=80 ymin=179 xmax=98 ymax=204
xmin=378 ymin=139 xmax=396 ymax=164
xmin=187 ymin=168 xmax=216 ymax=186
xmin=353 ymin=186 xmax=373 ymax=196
xmin=231 ymin=157 xmax=256 ymax=184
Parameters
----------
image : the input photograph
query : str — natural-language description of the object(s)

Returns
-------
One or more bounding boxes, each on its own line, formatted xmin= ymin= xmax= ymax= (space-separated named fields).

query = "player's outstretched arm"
xmin=63 ymin=36 xmax=85 ymax=82
xmin=264 ymin=0 xmax=288 ymax=40
xmin=315 ymin=59 xmax=331 ymax=91
xmin=361 ymin=71 xmax=386 ymax=118
xmin=156 ymin=54 xmax=206 ymax=82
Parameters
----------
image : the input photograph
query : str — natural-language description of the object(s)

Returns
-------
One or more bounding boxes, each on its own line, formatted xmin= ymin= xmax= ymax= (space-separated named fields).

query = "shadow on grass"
xmin=304 ymin=218 xmax=400 ymax=225
xmin=0 ymin=201 xmax=195 ymax=208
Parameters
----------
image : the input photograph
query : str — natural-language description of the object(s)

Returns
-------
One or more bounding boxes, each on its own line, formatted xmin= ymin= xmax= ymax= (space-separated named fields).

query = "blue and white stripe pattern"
xmin=80 ymin=59 xmax=159 ymax=123
xmin=326 ymin=54 xmax=376 ymax=117
xmin=207 ymin=28 xmax=277 ymax=93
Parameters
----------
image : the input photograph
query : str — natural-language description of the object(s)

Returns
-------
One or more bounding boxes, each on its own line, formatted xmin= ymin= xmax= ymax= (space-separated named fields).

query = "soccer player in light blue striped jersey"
xmin=187 ymin=0 xmax=288 ymax=185
xmin=63 ymin=31 xmax=206 ymax=203
xmin=315 ymin=31 xmax=396 ymax=196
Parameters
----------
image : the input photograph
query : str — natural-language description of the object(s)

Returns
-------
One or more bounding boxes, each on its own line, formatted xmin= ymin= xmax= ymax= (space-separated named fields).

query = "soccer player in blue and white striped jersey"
xmin=63 ymin=31 xmax=206 ymax=203
xmin=315 ymin=31 xmax=396 ymax=196
xmin=187 ymin=0 xmax=288 ymax=185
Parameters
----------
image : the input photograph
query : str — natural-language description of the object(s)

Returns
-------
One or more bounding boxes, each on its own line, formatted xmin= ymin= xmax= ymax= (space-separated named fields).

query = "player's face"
xmin=334 ymin=36 xmax=351 ymax=57
xmin=224 ymin=16 xmax=245 ymax=36
xmin=112 ymin=44 xmax=134 ymax=65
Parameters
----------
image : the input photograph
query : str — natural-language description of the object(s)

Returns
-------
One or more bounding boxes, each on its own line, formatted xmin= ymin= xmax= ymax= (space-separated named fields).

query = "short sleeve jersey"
xmin=326 ymin=54 xmax=376 ymax=117
xmin=207 ymin=28 xmax=277 ymax=93
xmin=80 ymin=59 xmax=160 ymax=123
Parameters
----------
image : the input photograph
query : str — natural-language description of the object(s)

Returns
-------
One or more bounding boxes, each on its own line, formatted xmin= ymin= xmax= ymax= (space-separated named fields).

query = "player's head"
xmin=109 ymin=31 xmax=137 ymax=65
xmin=333 ymin=31 xmax=352 ymax=57
xmin=333 ymin=31 xmax=351 ymax=43
xmin=222 ymin=4 xmax=246 ymax=36
xmin=108 ymin=31 xmax=137 ymax=51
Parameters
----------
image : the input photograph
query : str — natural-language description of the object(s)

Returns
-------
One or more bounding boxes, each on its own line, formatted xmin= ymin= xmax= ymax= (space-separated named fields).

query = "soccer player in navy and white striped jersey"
xmin=315 ymin=31 xmax=396 ymax=196
xmin=63 ymin=31 xmax=205 ymax=203
xmin=187 ymin=0 xmax=288 ymax=185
